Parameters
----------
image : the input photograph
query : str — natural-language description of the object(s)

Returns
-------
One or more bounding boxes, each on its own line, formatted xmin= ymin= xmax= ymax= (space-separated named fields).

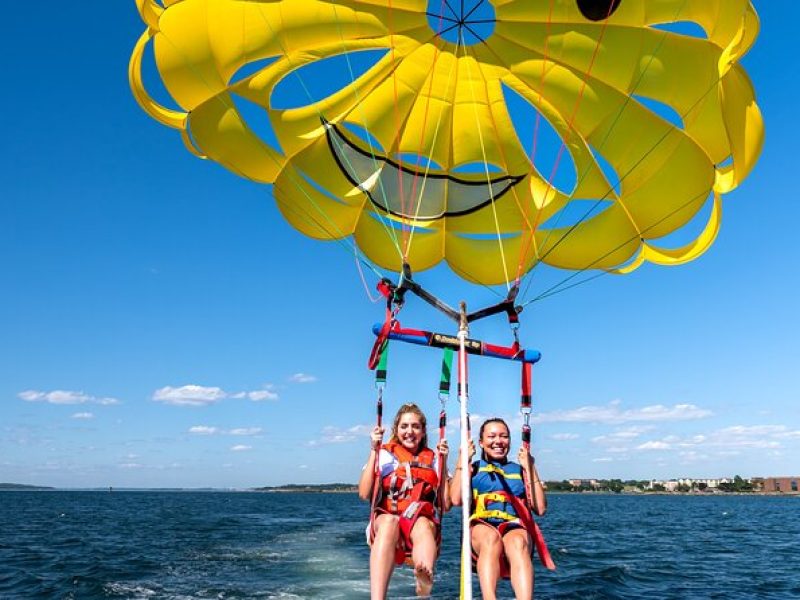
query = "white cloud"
xmin=308 ymin=424 xmax=372 ymax=446
xmin=230 ymin=445 xmax=252 ymax=452
xmin=247 ymin=389 xmax=278 ymax=401
xmin=189 ymin=425 xmax=219 ymax=435
xmin=153 ymin=384 xmax=277 ymax=406
xmin=153 ymin=385 xmax=227 ymax=407
xmin=290 ymin=373 xmax=317 ymax=384
xmin=228 ymin=427 xmax=263 ymax=436
xmin=71 ymin=412 xmax=94 ymax=420
xmin=678 ymin=450 xmax=709 ymax=462
xmin=703 ymin=426 xmax=784 ymax=450
xmin=95 ymin=397 xmax=120 ymax=406
xmin=19 ymin=390 xmax=120 ymax=406
xmin=188 ymin=426 xmax=262 ymax=436
xmin=119 ymin=462 xmax=142 ymax=469
xmin=623 ymin=423 xmax=799 ymax=458
xmin=592 ymin=426 xmax=654 ymax=445
xmin=550 ymin=433 xmax=580 ymax=441
xmin=637 ymin=441 xmax=672 ymax=451
xmin=535 ymin=400 xmax=711 ymax=425
xmin=717 ymin=425 xmax=787 ymax=437
xmin=592 ymin=457 xmax=613 ymax=462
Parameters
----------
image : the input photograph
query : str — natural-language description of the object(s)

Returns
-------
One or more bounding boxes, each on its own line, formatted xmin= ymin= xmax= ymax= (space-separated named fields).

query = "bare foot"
xmin=414 ymin=564 xmax=433 ymax=597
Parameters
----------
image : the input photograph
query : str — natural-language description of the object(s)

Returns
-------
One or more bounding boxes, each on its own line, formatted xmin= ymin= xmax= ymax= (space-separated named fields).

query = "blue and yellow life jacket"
xmin=471 ymin=459 xmax=526 ymax=524
xmin=468 ymin=458 xmax=557 ymax=573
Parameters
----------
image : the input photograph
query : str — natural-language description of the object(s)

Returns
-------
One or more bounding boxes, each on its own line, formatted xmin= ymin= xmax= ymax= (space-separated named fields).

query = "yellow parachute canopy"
xmin=130 ymin=0 xmax=763 ymax=286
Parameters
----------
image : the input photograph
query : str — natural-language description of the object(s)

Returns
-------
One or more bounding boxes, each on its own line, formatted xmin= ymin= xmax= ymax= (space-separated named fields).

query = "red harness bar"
xmin=371 ymin=323 xmax=541 ymax=364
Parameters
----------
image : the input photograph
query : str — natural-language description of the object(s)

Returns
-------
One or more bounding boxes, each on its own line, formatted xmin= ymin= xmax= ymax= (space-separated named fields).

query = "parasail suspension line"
xmin=517 ymin=0 xmax=695 ymax=302
xmin=461 ymin=43 xmax=511 ymax=291
xmin=457 ymin=302 xmax=473 ymax=600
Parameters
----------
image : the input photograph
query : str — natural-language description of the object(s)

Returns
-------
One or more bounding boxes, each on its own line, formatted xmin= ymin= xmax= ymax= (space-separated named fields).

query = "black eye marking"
xmin=576 ymin=0 xmax=621 ymax=21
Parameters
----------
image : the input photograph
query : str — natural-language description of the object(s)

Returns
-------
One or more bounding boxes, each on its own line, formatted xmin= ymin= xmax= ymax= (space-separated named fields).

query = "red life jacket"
xmin=378 ymin=441 xmax=439 ymax=514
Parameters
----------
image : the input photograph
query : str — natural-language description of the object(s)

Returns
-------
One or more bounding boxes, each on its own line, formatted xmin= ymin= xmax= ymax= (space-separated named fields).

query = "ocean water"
xmin=1 ymin=492 xmax=798 ymax=599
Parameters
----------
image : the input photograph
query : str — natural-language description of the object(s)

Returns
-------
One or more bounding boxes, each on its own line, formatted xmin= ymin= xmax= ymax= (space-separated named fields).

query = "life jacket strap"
xmin=473 ymin=508 xmax=519 ymax=522
xmin=477 ymin=464 xmax=522 ymax=479
xmin=473 ymin=490 xmax=517 ymax=522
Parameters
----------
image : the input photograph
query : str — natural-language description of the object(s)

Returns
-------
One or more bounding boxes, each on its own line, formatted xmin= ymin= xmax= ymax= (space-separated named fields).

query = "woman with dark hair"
xmin=451 ymin=418 xmax=546 ymax=600
xmin=358 ymin=403 xmax=449 ymax=599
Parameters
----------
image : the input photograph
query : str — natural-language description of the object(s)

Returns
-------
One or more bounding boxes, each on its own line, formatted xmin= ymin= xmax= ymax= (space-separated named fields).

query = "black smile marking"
xmin=323 ymin=119 xmax=525 ymax=220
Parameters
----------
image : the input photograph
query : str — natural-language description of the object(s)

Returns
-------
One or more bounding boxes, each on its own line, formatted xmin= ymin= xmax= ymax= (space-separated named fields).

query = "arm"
xmin=357 ymin=426 xmax=384 ymax=501
xmin=518 ymin=446 xmax=547 ymax=516
xmin=449 ymin=439 xmax=474 ymax=507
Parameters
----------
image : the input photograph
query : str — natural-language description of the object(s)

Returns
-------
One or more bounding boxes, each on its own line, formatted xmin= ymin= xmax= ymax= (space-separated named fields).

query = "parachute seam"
xmin=518 ymin=0 xmax=692 ymax=301
xmin=385 ymin=0 xmax=411 ymax=260
xmin=461 ymin=42 xmax=511 ymax=290
xmin=249 ymin=3 xmax=406 ymax=269
xmin=237 ymin=7 xmax=393 ymax=268
xmin=525 ymin=0 xmax=690 ymax=248
xmin=464 ymin=39 xmax=549 ymax=287
xmin=405 ymin=32 xmax=461 ymax=258
xmin=521 ymin=0 xmax=556 ymax=279
xmin=328 ymin=4 xmax=406 ymax=263
xmin=534 ymin=15 xmax=724 ymax=273
xmin=513 ymin=2 xmax=617 ymax=283
xmin=403 ymin=4 xmax=449 ymax=256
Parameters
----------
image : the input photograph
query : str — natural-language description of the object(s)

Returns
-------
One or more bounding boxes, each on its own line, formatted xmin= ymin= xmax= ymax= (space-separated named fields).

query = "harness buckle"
xmin=521 ymin=407 xmax=531 ymax=428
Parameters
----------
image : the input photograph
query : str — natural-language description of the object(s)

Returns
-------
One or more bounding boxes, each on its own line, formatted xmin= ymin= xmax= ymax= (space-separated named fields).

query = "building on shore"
xmin=762 ymin=477 xmax=800 ymax=493
xmin=568 ymin=479 xmax=599 ymax=489
xmin=647 ymin=478 xmax=734 ymax=491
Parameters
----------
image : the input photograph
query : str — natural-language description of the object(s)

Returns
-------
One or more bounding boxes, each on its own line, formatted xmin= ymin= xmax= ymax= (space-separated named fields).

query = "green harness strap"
xmin=375 ymin=343 xmax=389 ymax=387
xmin=438 ymin=347 xmax=454 ymax=397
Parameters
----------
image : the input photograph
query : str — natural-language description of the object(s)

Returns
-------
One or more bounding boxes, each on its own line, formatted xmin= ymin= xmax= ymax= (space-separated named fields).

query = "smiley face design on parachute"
xmin=320 ymin=0 xmax=625 ymax=222
xmin=132 ymin=0 xmax=762 ymax=284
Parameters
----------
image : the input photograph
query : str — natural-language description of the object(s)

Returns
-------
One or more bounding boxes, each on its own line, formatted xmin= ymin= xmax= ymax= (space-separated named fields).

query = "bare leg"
xmin=370 ymin=514 xmax=400 ymax=600
xmin=410 ymin=517 xmax=437 ymax=597
xmin=503 ymin=528 xmax=533 ymax=600
xmin=471 ymin=523 xmax=503 ymax=600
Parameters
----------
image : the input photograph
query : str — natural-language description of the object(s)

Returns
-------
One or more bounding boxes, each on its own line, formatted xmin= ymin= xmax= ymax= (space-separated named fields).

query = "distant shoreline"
xmin=253 ymin=487 xmax=800 ymax=496
xmin=0 ymin=483 xmax=54 ymax=491
xmin=3 ymin=482 xmax=798 ymax=496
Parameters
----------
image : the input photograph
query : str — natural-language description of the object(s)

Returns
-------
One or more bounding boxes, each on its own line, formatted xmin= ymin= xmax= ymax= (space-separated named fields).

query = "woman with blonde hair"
xmin=358 ymin=403 xmax=449 ymax=599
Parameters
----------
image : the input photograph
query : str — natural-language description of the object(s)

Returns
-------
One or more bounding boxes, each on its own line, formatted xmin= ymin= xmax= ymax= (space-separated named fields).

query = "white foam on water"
xmin=104 ymin=582 xmax=159 ymax=597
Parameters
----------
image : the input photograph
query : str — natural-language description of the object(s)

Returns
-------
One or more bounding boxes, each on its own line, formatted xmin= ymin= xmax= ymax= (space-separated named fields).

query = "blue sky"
xmin=1 ymin=2 xmax=797 ymax=488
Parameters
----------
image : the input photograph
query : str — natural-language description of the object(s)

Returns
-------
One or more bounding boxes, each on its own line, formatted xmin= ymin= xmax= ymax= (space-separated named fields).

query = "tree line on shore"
xmin=253 ymin=476 xmax=760 ymax=494
xmin=546 ymin=475 xmax=755 ymax=493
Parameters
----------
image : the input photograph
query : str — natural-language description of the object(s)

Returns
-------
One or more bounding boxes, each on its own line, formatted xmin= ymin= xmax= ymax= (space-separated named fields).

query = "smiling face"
xmin=134 ymin=0 xmax=762 ymax=285
xmin=390 ymin=404 xmax=428 ymax=453
xmin=479 ymin=419 xmax=511 ymax=463
xmin=326 ymin=120 xmax=525 ymax=221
